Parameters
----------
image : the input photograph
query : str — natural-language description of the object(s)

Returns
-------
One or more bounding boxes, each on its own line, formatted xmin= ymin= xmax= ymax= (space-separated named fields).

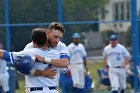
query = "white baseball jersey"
xmin=24 ymin=41 xmax=69 ymax=72
xmin=67 ymin=43 xmax=87 ymax=88
xmin=11 ymin=48 xmax=61 ymax=87
xmin=0 ymin=59 xmax=8 ymax=74
xmin=67 ymin=43 xmax=87 ymax=64
xmin=103 ymin=43 xmax=131 ymax=90
xmin=0 ymin=59 xmax=9 ymax=92
xmin=103 ymin=43 xmax=131 ymax=68
xmin=23 ymin=41 xmax=69 ymax=85
xmin=24 ymin=41 xmax=68 ymax=59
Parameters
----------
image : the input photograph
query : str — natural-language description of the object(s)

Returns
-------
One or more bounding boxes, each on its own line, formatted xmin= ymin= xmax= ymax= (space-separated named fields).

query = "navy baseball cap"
xmin=72 ymin=33 xmax=81 ymax=38
xmin=110 ymin=34 xmax=118 ymax=40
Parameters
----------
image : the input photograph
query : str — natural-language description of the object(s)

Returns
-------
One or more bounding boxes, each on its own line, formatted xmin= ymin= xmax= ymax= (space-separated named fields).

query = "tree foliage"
xmin=63 ymin=0 xmax=108 ymax=21
xmin=0 ymin=0 xmax=108 ymax=50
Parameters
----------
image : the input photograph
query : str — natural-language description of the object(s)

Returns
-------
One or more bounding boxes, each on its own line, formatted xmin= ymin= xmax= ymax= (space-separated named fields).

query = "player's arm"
xmin=103 ymin=48 xmax=109 ymax=69
xmin=35 ymin=43 xmax=69 ymax=68
xmin=32 ymin=42 xmax=69 ymax=77
xmin=31 ymin=56 xmax=69 ymax=77
xmin=103 ymin=56 xmax=107 ymax=66
xmin=122 ymin=47 xmax=131 ymax=68
xmin=35 ymin=55 xmax=69 ymax=68
xmin=122 ymin=58 xmax=130 ymax=68
xmin=32 ymin=66 xmax=57 ymax=78
xmin=0 ymin=50 xmax=4 ymax=58
xmin=0 ymin=50 xmax=13 ymax=62
xmin=81 ymin=44 xmax=88 ymax=72
xmin=103 ymin=55 xmax=109 ymax=70
xmin=83 ymin=57 xmax=88 ymax=72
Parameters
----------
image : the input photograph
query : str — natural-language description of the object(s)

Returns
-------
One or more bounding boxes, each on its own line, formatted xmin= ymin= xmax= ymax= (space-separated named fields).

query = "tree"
xmin=62 ymin=0 xmax=109 ymax=45
xmin=63 ymin=0 xmax=108 ymax=21
xmin=0 ymin=0 xmax=109 ymax=50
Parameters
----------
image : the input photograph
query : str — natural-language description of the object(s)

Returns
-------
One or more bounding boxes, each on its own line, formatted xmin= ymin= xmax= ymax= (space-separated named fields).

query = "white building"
xmin=99 ymin=0 xmax=140 ymax=32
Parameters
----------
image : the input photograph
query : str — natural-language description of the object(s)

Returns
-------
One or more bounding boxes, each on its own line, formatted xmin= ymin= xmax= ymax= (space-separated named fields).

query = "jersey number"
xmin=116 ymin=56 xmax=121 ymax=61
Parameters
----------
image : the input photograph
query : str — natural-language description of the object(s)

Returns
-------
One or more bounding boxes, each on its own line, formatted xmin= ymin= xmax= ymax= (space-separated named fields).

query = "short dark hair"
xmin=31 ymin=28 xmax=47 ymax=47
xmin=48 ymin=22 xmax=65 ymax=33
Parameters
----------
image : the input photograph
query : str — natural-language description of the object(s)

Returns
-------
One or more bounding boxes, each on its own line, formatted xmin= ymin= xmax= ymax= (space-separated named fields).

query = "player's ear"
xmin=33 ymin=41 xmax=37 ymax=48
xmin=46 ymin=31 xmax=50 ymax=36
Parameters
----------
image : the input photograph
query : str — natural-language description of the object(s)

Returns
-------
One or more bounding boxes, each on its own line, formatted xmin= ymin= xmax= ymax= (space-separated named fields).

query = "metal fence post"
xmin=58 ymin=0 xmax=66 ymax=93
xmin=131 ymin=0 xmax=139 ymax=92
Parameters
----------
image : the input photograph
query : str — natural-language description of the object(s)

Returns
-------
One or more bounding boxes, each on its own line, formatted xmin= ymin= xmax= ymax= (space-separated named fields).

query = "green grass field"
xmin=15 ymin=61 xmax=108 ymax=93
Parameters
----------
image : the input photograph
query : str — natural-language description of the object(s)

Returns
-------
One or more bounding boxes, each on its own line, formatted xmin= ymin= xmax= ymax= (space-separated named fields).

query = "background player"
xmin=0 ymin=43 xmax=9 ymax=93
xmin=103 ymin=34 xmax=131 ymax=93
xmin=0 ymin=28 xmax=68 ymax=93
xmin=67 ymin=33 xmax=88 ymax=93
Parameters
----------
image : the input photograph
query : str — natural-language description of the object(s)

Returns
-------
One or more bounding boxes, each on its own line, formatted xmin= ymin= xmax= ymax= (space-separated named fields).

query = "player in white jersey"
xmin=103 ymin=34 xmax=131 ymax=93
xmin=67 ymin=33 xmax=88 ymax=93
xmin=0 ymin=44 xmax=9 ymax=93
xmin=0 ymin=29 xmax=68 ymax=93
xmin=0 ymin=59 xmax=9 ymax=93
xmin=24 ymin=22 xmax=69 ymax=77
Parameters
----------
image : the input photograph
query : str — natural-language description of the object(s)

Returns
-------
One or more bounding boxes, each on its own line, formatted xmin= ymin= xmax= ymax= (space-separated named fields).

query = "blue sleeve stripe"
xmin=3 ymin=51 xmax=14 ymax=65
xmin=3 ymin=51 xmax=10 ymax=61
xmin=60 ymin=55 xmax=70 ymax=61
xmin=60 ymin=53 xmax=67 ymax=55
xmin=9 ymin=52 xmax=14 ymax=65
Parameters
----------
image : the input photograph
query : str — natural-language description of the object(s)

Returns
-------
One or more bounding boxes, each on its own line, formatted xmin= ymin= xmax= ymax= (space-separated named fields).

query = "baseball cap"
xmin=110 ymin=34 xmax=118 ymax=40
xmin=72 ymin=33 xmax=81 ymax=38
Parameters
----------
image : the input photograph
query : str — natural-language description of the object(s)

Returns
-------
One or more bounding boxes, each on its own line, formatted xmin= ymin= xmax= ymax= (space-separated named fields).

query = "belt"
xmin=114 ymin=66 xmax=122 ymax=68
xmin=30 ymin=86 xmax=56 ymax=91
xmin=49 ymin=86 xmax=57 ymax=90
xmin=30 ymin=87 xmax=43 ymax=91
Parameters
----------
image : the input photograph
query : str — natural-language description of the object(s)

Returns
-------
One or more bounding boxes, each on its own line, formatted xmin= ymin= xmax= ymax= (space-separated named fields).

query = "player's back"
xmin=14 ymin=48 xmax=61 ymax=87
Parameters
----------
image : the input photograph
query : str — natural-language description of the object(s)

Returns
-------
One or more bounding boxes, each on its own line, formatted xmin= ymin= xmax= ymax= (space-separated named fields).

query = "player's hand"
xmin=42 ymin=66 xmax=57 ymax=78
xmin=104 ymin=66 xmax=109 ymax=72
xmin=34 ymin=55 xmax=45 ymax=63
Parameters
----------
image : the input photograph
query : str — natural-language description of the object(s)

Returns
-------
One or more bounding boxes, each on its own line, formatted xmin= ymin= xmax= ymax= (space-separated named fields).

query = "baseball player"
xmin=103 ymin=34 xmax=131 ymax=93
xmin=67 ymin=33 xmax=88 ymax=93
xmin=0 ymin=59 xmax=9 ymax=93
xmin=0 ymin=28 xmax=68 ymax=93
xmin=0 ymin=44 xmax=9 ymax=93
xmin=24 ymin=22 xmax=69 ymax=76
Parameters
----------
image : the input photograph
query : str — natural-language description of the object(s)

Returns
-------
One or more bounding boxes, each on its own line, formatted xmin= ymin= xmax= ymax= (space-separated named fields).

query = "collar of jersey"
xmin=38 ymin=47 xmax=51 ymax=51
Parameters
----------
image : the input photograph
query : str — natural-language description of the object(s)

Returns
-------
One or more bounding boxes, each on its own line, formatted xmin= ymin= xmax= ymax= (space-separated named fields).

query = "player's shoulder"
xmin=104 ymin=44 xmax=111 ymax=50
xmin=24 ymin=42 xmax=34 ymax=50
xmin=67 ymin=43 xmax=73 ymax=47
xmin=79 ymin=43 xmax=85 ymax=47
xmin=22 ymin=48 xmax=38 ymax=53
xmin=55 ymin=41 xmax=67 ymax=51
xmin=0 ymin=59 xmax=6 ymax=63
xmin=57 ymin=41 xmax=66 ymax=47
xmin=117 ymin=43 xmax=126 ymax=49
